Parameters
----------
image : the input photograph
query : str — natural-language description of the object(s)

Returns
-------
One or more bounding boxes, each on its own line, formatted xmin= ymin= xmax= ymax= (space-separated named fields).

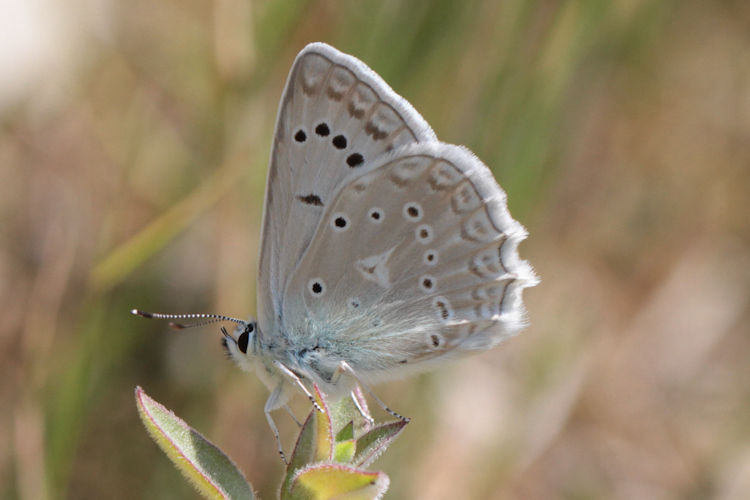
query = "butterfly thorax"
xmin=245 ymin=322 xmax=353 ymax=398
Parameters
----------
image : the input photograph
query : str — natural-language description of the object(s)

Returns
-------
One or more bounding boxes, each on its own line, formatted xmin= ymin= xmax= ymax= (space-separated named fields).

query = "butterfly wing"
xmin=257 ymin=43 xmax=437 ymax=339
xmin=280 ymin=142 xmax=538 ymax=384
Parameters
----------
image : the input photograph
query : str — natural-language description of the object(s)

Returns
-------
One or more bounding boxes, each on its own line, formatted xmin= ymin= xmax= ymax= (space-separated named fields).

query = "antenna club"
xmin=131 ymin=309 xmax=154 ymax=318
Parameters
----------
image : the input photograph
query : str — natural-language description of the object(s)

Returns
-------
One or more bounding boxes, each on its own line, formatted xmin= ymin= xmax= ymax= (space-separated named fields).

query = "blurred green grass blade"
xmin=254 ymin=0 xmax=312 ymax=71
xmin=44 ymin=299 xmax=107 ymax=499
xmin=90 ymin=164 xmax=244 ymax=292
xmin=358 ymin=0 xmax=472 ymax=86
xmin=135 ymin=386 xmax=255 ymax=500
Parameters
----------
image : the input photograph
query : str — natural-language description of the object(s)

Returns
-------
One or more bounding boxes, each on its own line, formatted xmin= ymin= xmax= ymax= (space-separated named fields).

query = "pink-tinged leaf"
xmin=328 ymin=387 xmax=371 ymax=434
xmin=353 ymin=420 xmax=409 ymax=468
xmin=283 ymin=386 xmax=336 ymax=498
xmin=282 ymin=411 xmax=317 ymax=497
xmin=286 ymin=463 xmax=389 ymax=500
xmin=134 ymin=386 xmax=255 ymax=500
xmin=351 ymin=387 xmax=372 ymax=423
xmin=312 ymin=385 xmax=334 ymax=462
xmin=287 ymin=411 xmax=318 ymax=471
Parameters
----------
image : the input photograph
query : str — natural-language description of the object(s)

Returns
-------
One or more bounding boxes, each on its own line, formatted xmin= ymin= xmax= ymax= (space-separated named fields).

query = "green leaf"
xmin=333 ymin=439 xmax=356 ymax=463
xmin=353 ymin=420 xmax=408 ymax=468
xmin=287 ymin=463 xmax=389 ymax=500
xmin=335 ymin=421 xmax=355 ymax=442
xmin=135 ymin=386 xmax=255 ymax=500
xmin=332 ymin=419 xmax=356 ymax=463
xmin=282 ymin=386 xmax=402 ymax=498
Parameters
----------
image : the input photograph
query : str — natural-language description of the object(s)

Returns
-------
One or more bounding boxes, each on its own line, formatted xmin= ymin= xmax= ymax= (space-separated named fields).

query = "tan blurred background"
xmin=2 ymin=1 xmax=749 ymax=499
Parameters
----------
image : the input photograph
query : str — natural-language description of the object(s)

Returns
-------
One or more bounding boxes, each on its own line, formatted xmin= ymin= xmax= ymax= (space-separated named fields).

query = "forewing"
xmin=281 ymin=142 xmax=538 ymax=380
xmin=257 ymin=43 xmax=436 ymax=336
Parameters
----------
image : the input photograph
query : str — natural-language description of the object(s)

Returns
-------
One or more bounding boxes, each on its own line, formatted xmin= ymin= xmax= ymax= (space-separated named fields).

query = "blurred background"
xmin=2 ymin=0 xmax=749 ymax=498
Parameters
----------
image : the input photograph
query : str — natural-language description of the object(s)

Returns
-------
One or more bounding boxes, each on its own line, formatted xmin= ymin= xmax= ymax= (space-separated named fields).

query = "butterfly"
xmin=134 ymin=42 xmax=538 ymax=461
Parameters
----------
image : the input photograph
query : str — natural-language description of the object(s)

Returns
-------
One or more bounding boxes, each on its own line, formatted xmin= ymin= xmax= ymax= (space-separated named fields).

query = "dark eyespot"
xmin=424 ymin=250 xmax=437 ymax=265
xmin=346 ymin=153 xmax=364 ymax=167
xmin=368 ymin=208 xmax=383 ymax=222
xmin=431 ymin=334 xmax=440 ymax=347
xmin=294 ymin=130 xmax=307 ymax=142
xmin=315 ymin=123 xmax=330 ymax=136
xmin=331 ymin=213 xmax=350 ymax=232
xmin=308 ymin=278 xmax=326 ymax=296
xmin=416 ymin=224 xmax=434 ymax=244
xmin=403 ymin=202 xmax=423 ymax=221
xmin=419 ymin=275 xmax=436 ymax=293
xmin=332 ymin=135 xmax=347 ymax=149
xmin=238 ymin=331 xmax=249 ymax=354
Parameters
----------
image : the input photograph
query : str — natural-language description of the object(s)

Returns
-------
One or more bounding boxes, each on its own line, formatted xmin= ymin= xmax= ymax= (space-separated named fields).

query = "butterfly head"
xmin=221 ymin=318 xmax=259 ymax=372
xmin=131 ymin=309 xmax=263 ymax=372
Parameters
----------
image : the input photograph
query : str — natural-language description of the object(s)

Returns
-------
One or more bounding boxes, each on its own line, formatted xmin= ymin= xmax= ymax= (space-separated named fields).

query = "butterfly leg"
xmin=273 ymin=360 xmax=323 ymax=413
xmin=350 ymin=390 xmax=374 ymax=427
xmin=264 ymin=384 xmax=289 ymax=464
xmin=284 ymin=404 xmax=302 ymax=427
xmin=334 ymin=361 xmax=410 ymax=423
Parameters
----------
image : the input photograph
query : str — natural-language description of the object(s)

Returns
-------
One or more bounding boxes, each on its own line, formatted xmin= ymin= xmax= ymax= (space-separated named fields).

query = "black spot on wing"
xmin=315 ymin=123 xmax=330 ymax=136
xmin=347 ymin=153 xmax=364 ymax=167
xmin=296 ymin=193 xmax=324 ymax=206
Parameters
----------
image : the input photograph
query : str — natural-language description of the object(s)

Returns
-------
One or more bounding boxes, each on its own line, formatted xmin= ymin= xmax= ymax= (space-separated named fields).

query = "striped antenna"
xmin=131 ymin=309 xmax=246 ymax=330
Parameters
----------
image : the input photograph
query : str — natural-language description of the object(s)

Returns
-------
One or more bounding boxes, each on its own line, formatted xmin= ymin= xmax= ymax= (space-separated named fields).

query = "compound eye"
xmin=237 ymin=331 xmax=249 ymax=354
